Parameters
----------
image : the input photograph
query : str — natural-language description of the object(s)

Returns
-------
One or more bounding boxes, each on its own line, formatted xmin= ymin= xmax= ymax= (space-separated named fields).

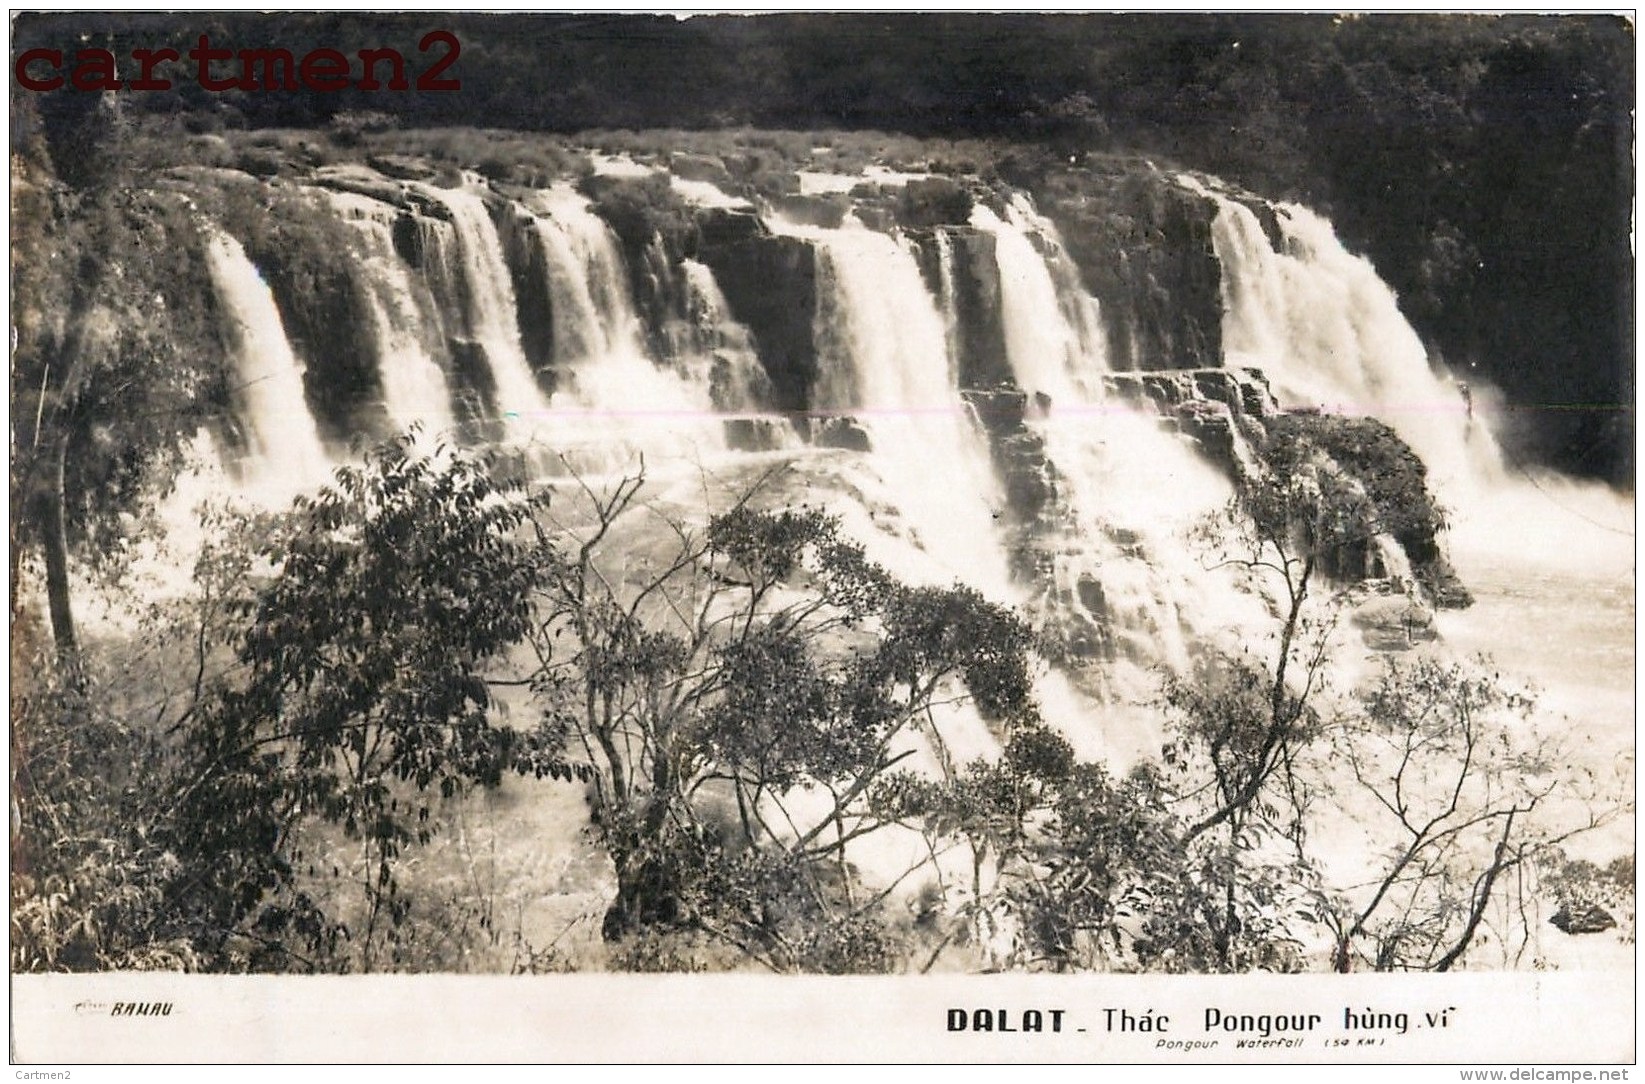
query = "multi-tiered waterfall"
xmin=170 ymin=151 xmax=1628 ymax=786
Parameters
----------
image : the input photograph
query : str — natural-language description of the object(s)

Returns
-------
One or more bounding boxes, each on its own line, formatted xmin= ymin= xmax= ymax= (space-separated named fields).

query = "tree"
xmin=1150 ymin=435 xmax=1377 ymax=965
xmin=1156 ymin=424 xmax=1618 ymax=974
xmin=10 ymin=499 xmax=275 ymax=972
xmin=1328 ymin=658 xmax=1621 ymax=971
xmin=166 ymin=437 xmax=565 ymax=969
xmin=11 ymin=98 xmax=226 ymax=670
xmin=520 ymin=460 xmax=1041 ymax=970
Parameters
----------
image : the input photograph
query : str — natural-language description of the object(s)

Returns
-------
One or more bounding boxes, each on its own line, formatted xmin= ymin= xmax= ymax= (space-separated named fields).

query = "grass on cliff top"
xmin=129 ymin=112 xmax=1022 ymax=186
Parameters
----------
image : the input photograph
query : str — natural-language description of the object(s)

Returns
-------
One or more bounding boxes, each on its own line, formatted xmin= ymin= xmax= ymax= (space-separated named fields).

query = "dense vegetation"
xmin=13 ymin=11 xmax=1633 ymax=481
xmin=9 ymin=13 xmax=1631 ymax=975
xmin=13 ymin=429 xmax=1625 ymax=973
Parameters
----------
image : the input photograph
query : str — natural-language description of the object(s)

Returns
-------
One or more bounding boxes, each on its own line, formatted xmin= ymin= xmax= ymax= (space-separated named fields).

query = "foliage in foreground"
xmin=11 ymin=437 xmax=1630 ymax=973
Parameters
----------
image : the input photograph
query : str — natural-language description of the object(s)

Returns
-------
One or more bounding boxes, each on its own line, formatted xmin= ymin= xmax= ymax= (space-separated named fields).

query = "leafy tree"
xmin=11 ymin=97 xmax=226 ymax=670
xmin=10 ymin=611 xmax=195 ymax=971
xmin=520 ymin=462 xmax=1041 ymax=970
xmin=1136 ymin=429 xmax=1428 ymax=971
xmin=166 ymin=437 xmax=567 ymax=969
xmin=1327 ymin=658 xmax=1622 ymax=971
xmin=10 ymin=500 xmax=271 ymax=972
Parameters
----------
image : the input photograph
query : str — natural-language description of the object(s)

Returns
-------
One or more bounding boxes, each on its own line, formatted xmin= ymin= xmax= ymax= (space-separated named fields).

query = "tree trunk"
xmin=39 ymin=434 xmax=79 ymax=673
xmin=1434 ymin=813 xmax=1517 ymax=972
xmin=601 ymin=838 xmax=683 ymax=942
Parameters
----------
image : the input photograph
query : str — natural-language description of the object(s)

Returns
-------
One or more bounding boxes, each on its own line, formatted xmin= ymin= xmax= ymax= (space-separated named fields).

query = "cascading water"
xmin=1177 ymin=172 xmax=1630 ymax=598
xmin=119 ymin=149 xmax=1630 ymax=971
xmin=929 ymin=231 xmax=962 ymax=386
xmin=320 ymin=190 xmax=459 ymax=441
xmin=517 ymin=185 xmax=725 ymax=473
xmin=203 ymin=231 xmax=333 ymax=497
xmin=974 ymin=196 xmax=1269 ymax=691
xmin=414 ymin=178 xmax=556 ymax=442
xmin=677 ymin=258 xmax=791 ymax=448
xmin=1180 ymin=173 xmax=1503 ymax=499
xmin=971 ymin=198 xmax=1109 ymax=405
xmin=772 ymin=214 xmax=1015 ymax=599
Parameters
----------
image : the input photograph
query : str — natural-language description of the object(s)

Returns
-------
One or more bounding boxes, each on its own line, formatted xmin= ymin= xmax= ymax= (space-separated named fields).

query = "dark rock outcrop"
xmin=496 ymin=204 xmax=561 ymax=383
xmin=1262 ymin=413 xmax=1471 ymax=608
xmin=367 ymin=154 xmax=441 ymax=183
xmin=669 ymin=152 xmax=733 ymax=187
xmin=898 ymin=176 xmax=974 ymax=228
xmin=1550 ymin=903 xmax=1618 ymax=935
xmin=814 ymin=417 xmax=872 ymax=452
xmin=695 ymin=232 xmax=820 ymax=413
xmin=769 ymin=194 xmax=848 ymax=230
xmin=1025 ymin=161 xmax=1224 ymax=372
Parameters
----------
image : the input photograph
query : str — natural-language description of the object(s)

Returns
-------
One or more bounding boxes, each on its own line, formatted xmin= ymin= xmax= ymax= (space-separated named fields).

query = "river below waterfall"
xmin=1443 ymin=479 xmax=1635 ymax=858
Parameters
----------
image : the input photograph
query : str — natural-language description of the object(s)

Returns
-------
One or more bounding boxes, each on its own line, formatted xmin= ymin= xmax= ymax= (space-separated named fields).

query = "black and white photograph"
xmin=8 ymin=10 xmax=1636 ymax=1068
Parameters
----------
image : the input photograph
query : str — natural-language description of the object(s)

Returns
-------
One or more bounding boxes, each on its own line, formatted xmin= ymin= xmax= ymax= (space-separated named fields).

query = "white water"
xmin=971 ymin=197 xmax=1110 ymax=406
xmin=977 ymin=197 xmax=1270 ymax=689
xmin=522 ymin=185 xmax=725 ymax=472
xmin=1175 ymin=173 xmax=1636 ymax=938
xmin=1181 ymin=173 xmax=1504 ymax=500
xmin=772 ymin=214 xmax=1015 ymax=599
xmin=203 ymin=231 xmax=333 ymax=498
xmin=166 ymin=158 xmax=1632 ymax=971
xmin=679 ymin=258 xmax=786 ymax=431
xmin=321 ymin=190 xmax=458 ymax=441
xmin=415 ymin=178 xmax=555 ymax=441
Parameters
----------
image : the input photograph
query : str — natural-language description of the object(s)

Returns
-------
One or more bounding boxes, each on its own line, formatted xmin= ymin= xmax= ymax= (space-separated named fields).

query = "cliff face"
xmin=1026 ymin=163 xmax=1226 ymax=373
xmin=694 ymin=226 xmax=819 ymax=413
xmin=159 ymin=134 xmax=1476 ymax=683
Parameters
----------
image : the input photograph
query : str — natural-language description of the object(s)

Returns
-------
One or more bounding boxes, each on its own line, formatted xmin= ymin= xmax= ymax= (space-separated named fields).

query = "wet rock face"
xmin=962 ymin=388 xmax=1054 ymax=528
xmin=813 ymin=416 xmax=873 ymax=452
xmin=498 ymin=205 xmax=558 ymax=378
xmin=903 ymin=227 xmax=1011 ymax=390
xmin=1026 ymin=163 xmax=1225 ymax=372
xmin=236 ymin=211 xmax=389 ymax=444
xmin=948 ymin=230 xmax=1012 ymax=390
xmin=694 ymin=232 xmax=820 ymax=413
xmin=1098 ymin=368 xmax=1468 ymax=610
xmin=1104 ymin=367 xmax=1278 ymax=419
xmin=1261 ymin=413 xmax=1471 ymax=609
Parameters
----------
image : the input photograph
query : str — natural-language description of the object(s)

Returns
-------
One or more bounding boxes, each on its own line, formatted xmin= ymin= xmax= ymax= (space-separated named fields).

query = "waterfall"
xmin=203 ymin=231 xmax=332 ymax=497
xmin=971 ymin=199 xmax=1109 ymax=406
xmin=413 ymin=179 xmax=555 ymax=442
xmin=930 ymin=231 xmax=962 ymax=386
xmin=525 ymin=185 xmax=644 ymax=364
xmin=977 ymin=195 xmax=1267 ymax=679
xmin=519 ymin=185 xmax=725 ymax=473
xmin=1180 ymin=174 xmax=1503 ymax=498
xmin=678 ymin=258 xmax=790 ymax=445
xmin=772 ymin=215 xmax=1014 ymax=597
xmin=320 ymin=190 xmax=458 ymax=441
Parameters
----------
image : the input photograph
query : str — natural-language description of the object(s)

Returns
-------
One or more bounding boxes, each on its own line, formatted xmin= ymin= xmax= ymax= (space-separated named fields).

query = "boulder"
xmin=815 ymin=417 xmax=872 ymax=452
xmin=898 ymin=176 xmax=974 ymax=227
xmin=670 ymin=152 xmax=733 ymax=187
xmin=769 ymin=194 xmax=848 ymax=230
xmin=1352 ymin=594 xmax=1438 ymax=651
xmin=367 ymin=154 xmax=440 ymax=182
xmin=1550 ymin=903 xmax=1618 ymax=935
xmin=695 ymin=207 xmax=767 ymax=247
